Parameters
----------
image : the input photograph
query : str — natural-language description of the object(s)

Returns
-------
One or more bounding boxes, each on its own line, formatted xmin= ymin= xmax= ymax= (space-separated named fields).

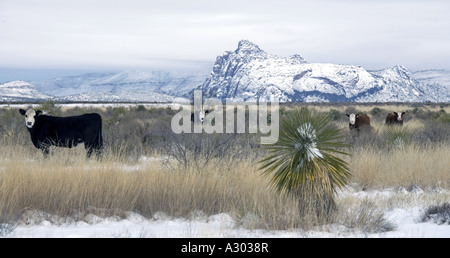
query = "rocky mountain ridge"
xmin=196 ymin=40 xmax=449 ymax=102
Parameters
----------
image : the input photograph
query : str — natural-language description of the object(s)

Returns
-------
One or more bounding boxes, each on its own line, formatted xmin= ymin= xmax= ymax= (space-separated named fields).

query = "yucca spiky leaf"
xmin=259 ymin=108 xmax=351 ymax=197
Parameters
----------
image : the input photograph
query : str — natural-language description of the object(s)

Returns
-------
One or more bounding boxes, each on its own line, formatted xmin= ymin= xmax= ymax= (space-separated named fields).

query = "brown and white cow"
xmin=385 ymin=112 xmax=405 ymax=125
xmin=346 ymin=113 xmax=371 ymax=131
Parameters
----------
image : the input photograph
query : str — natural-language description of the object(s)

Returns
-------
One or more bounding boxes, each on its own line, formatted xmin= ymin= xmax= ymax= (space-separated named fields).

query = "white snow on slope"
xmin=0 ymin=81 xmax=51 ymax=101
xmin=32 ymin=70 xmax=208 ymax=102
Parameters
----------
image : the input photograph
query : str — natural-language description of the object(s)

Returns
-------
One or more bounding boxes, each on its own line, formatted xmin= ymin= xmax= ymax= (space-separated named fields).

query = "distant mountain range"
xmin=32 ymin=70 xmax=208 ymax=102
xmin=1 ymin=40 xmax=449 ymax=103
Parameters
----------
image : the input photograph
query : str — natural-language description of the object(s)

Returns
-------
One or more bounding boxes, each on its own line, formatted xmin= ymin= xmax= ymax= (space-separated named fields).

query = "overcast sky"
xmin=1 ymin=0 xmax=450 ymax=78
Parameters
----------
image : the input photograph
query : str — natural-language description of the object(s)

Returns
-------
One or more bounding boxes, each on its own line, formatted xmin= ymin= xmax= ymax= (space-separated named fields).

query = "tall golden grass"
xmin=349 ymin=143 xmax=450 ymax=189
xmin=0 ymin=144 xmax=301 ymax=229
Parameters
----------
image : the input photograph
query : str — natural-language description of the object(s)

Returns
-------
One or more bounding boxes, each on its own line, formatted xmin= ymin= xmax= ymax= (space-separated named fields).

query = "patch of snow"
xmin=295 ymin=122 xmax=323 ymax=161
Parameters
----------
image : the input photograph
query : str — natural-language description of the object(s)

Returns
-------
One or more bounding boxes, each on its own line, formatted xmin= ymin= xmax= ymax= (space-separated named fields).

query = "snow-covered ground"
xmin=5 ymin=191 xmax=449 ymax=238
xmin=5 ymin=209 xmax=449 ymax=238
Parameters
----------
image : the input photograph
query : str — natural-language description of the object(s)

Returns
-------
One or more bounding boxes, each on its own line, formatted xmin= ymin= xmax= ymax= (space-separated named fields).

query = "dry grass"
xmin=0 ymin=144 xmax=301 ymax=230
xmin=349 ymin=143 xmax=450 ymax=190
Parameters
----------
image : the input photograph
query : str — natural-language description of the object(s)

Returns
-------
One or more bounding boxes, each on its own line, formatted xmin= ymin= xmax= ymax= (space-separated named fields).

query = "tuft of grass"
xmin=337 ymin=199 xmax=396 ymax=234
xmin=421 ymin=203 xmax=450 ymax=225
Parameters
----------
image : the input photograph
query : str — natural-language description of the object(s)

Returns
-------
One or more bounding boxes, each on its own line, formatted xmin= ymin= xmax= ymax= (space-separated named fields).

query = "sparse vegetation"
xmin=337 ymin=199 xmax=396 ymax=234
xmin=0 ymin=102 xmax=449 ymax=235
xmin=421 ymin=203 xmax=450 ymax=225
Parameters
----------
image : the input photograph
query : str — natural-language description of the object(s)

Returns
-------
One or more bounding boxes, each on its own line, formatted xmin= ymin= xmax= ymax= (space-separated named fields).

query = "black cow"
xmin=19 ymin=108 xmax=103 ymax=158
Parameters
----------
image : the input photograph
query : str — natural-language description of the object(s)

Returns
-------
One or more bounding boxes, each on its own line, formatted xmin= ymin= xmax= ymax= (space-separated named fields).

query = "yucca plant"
xmin=383 ymin=125 xmax=415 ymax=148
xmin=259 ymin=107 xmax=351 ymax=218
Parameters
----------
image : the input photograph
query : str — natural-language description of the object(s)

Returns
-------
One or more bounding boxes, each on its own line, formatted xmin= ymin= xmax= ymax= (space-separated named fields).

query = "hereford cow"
xmin=385 ymin=112 xmax=405 ymax=125
xmin=346 ymin=113 xmax=371 ymax=131
xmin=19 ymin=108 xmax=103 ymax=158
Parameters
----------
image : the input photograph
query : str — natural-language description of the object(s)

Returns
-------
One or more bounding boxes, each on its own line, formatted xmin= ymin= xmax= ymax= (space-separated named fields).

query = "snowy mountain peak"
xmin=198 ymin=41 xmax=449 ymax=102
xmin=236 ymin=40 xmax=264 ymax=55
xmin=373 ymin=65 xmax=415 ymax=85
xmin=288 ymin=54 xmax=307 ymax=65
xmin=0 ymin=80 xmax=32 ymax=88
xmin=0 ymin=80 xmax=51 ymax=102
xmin=384 ymin=65 xmax=410 ymax=77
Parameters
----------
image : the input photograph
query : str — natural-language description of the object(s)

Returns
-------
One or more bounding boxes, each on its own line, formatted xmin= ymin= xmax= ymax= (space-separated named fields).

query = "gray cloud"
xmin=1 ymin=0 xmax=449 ymax=71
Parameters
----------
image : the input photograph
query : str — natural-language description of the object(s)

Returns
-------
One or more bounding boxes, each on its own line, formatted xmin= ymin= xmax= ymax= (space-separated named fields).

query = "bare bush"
xmin=337 ymin=199 xmax=396 ymax=234
xmin=0 ymin=207 xmax=21 ymax=237
xmin=162 ymin=132 xmax=260 ymax=171
xmin=421 ymin=203 xmax=450 ymax=225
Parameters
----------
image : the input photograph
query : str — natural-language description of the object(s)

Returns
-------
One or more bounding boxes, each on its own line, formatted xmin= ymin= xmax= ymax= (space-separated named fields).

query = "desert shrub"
xmin=421 ymin=203 xmax=450 ymax=225
xmin=99 ymin=106 xmax=179 ymax=159
xmin=436 ymin=109 xmax=450 ymax=123
xmin=328 ymin=109 xmax=341 ymax=121
xmin=162 ymin=132 xmax=259 ymax=171
xmin=338 ymin=199 xmax=396 ymax=234
xmin=0 ymin=108 xmax=28 ymax=145
xmin=370 ymin=107 xmax=382 ymax=116
xmin=0 ymin=108 xmax=33 ymax=148
xmin=37 ymin=101 xmax=62 ymax=116
xmin=345 ymin=127 xmax=385 ymax=151
xmin=411 ymin=107 xmax=421 ymax=115
xmin=0 ymin=207 xmax=21 ymax=237
xmin=414 ymin=121 xmax=450 ymax=144
xmin=136 ymin=104 xmax=147 ymax=112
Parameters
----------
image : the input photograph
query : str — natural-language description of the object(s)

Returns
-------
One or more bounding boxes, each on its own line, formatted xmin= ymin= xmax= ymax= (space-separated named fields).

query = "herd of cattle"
xmin=346 ymin=111 xmax=405 ymax=131
xmin=16 ymin=107 xmax=406 ymax=158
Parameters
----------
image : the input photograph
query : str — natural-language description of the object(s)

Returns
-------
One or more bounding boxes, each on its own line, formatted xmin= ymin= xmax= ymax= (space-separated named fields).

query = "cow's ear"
xmin=19 ymin=109 xmax=26 ymax=116
xmin=36 ymin=110 xmax=43 ymax=116
xmin=393 ymin=112 xmax=398 ymax=115
xmin=355 ymin=114 xmax=359 ymax=117
xmin=346 ymin=114 xmax=349 ymax=117
xmin=402 ymin=112 xmax=405 ymax=115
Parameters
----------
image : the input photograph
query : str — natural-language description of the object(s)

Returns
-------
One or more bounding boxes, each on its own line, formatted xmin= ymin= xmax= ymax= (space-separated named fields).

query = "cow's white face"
xmin=24 ymin=109 xmax=37 ymax=128
xmin=395 ymin=111 xmax=403 ymax=121
xmin=19 ymin=108 xmax=41 ymax=128
xmin=348 ymin=113 xmax=356 ymax=125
